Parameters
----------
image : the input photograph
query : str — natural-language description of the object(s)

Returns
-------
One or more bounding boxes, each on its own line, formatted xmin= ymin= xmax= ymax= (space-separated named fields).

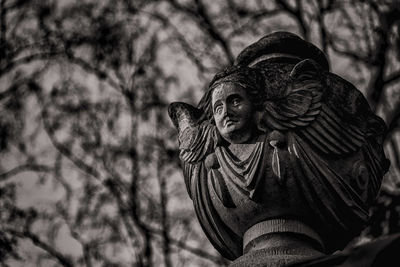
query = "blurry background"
xmin=0 ymin=0 xmax=399 ymax=266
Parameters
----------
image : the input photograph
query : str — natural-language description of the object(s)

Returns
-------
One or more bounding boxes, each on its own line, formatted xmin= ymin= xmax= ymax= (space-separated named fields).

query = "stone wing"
xmin=178 ymin=122 xmax=216 ymax=163
xmin=262 ymin=59 xmax=365 ymax=155
xmin=168 ymin=102 xmax=216 ymax=163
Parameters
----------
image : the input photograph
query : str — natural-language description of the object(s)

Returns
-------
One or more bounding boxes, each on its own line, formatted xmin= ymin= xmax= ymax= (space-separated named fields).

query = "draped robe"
xmin=180 ymin=122 xmax=384 ymax=259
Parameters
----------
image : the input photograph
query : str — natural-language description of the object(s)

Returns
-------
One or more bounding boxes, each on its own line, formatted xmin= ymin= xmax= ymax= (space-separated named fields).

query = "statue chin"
xmin=219 ymin=123 xmax=257 ymax=144
xmin=220 ymin=131 xmax=252 ymax=144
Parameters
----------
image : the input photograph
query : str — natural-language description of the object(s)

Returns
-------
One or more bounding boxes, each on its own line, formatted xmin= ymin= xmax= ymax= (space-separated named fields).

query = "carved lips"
xmin=224 ymin=118 xmax=238 ymax=127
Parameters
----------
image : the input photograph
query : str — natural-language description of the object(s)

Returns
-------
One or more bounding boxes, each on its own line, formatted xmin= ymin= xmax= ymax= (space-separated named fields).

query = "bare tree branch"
xmin=385 ymin=70 xmax=400 ymax=85
xmin=390 ymin=139 xmax=400 ymax=173
xmin=4 ymin=229 xmax=73 ymax=267
xmin=0 ymin=164 xmax=53 ymax=182
xmin=313 ymin=0 xmax=333 ymax=55
xmin=275 ymin=0 xmax=308 ymax=39
xmin=149 ymin=227 xmax=228 ymax=266
xmin=63 ymin=52 xmax=123 ymax=93
xmin=367 ymin=6 xmax=400 ymax=110
xmin=167 ymin=0 xmax=234 ymax=63
xmin=386 ymin=105 xmax=400 ymax=139
xmin=155 ymin=126 xmax=172 ymax=267
xmin=148 ymin=11 xmax=210 ymax=74
xmin=0 ymin=0 xmax=6 ymax=60
xmin=0 ymin=51 xmax=62 ymax=78
xmin=41 ymin=107 xmax=102 ymax=180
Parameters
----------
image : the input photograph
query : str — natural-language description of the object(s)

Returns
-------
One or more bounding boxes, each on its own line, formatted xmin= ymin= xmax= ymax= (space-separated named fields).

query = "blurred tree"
xmin=0 ymin=0 xmax=399 ymax=266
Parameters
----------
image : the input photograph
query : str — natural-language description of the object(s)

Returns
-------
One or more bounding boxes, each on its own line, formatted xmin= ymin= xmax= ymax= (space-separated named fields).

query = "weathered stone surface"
xmin=168 ymin=32 xmax=390 ymax=266
xmin=235 ymin=32 xmax=329 ymax=71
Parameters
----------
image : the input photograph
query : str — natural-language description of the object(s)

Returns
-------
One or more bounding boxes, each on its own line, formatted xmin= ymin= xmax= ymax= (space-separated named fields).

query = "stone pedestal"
xmin=230 ymin=219 xmax=325 ymax=266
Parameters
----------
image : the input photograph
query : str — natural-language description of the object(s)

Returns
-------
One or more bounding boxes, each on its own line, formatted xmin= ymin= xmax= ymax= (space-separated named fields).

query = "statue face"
xmin=212 ymin=82 xmax=254 ymax=143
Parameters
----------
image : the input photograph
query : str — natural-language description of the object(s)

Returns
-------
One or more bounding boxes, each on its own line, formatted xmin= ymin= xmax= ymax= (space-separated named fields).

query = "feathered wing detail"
xmin=179 ymin=122 xmax=216 ymax=163
xmin=262 ymin=59 xmax=365 ymax=155
xmin=263 ymin=60 xmax=323 ymax=131
xmin=300 ymin=105 xmax=365 ymax=155
xmin=168 ymin=102 xmax=217 ymax=164
xmin=169 ymin=102 xmax=217 ymax=196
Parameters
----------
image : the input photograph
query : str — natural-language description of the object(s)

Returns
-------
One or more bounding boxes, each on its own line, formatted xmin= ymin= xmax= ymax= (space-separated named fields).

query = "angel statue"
xmin=168 ymin=32 xmax=390 ymax=266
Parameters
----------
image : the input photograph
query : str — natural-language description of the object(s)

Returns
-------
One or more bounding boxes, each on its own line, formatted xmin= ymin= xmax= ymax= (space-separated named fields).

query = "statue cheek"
xmin=213 ymin=114 xmax=222 ymax=126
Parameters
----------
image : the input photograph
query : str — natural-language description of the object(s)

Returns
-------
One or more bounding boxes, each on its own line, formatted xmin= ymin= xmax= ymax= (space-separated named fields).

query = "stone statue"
xmin=168 ymin=32 xmax=391 ymax=266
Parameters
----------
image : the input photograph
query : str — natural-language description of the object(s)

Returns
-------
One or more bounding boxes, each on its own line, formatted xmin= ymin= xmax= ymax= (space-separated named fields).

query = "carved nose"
xmin=222 ymin=106 xmax=228 ymax=116
xmin=223 ymin=105 xmax=231 ymax=116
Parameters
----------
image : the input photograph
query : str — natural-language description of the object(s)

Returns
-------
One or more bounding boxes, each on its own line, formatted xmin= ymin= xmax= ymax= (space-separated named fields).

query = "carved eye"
xmin=231 ymin=97 xmax=241 ymax=107
xmin=214 ymin=105 xmax=223 ymax=115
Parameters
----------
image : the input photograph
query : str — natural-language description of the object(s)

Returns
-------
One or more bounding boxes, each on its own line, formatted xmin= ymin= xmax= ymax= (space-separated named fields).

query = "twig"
xmin=385 ymin=70 xmax=400 ymax=85
xmin=4 ymin=228 xmax=73 ymax=267
xmin=275 ymin=0 xmax=308 ymax=40
xmin=0 ymin=164 xmax=53 ymax=182
xmin=167 ymin=0 xmax=234 ymax=63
